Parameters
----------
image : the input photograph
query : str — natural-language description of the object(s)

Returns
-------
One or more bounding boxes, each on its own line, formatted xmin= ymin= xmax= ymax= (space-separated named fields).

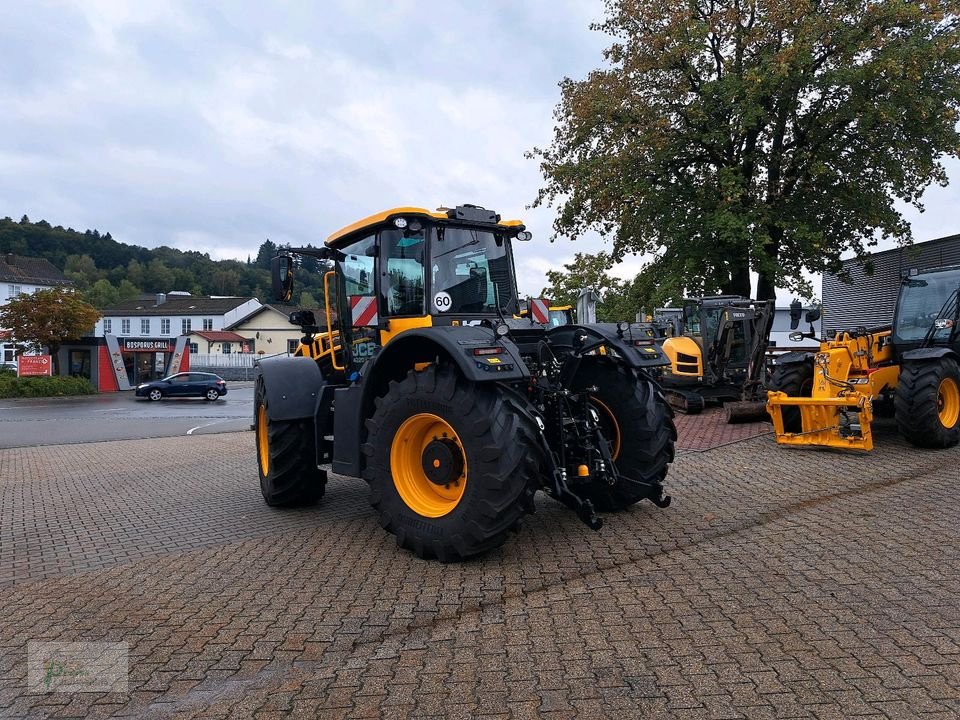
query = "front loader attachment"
xmin=766 ymin=391 xmax=875 ymax=451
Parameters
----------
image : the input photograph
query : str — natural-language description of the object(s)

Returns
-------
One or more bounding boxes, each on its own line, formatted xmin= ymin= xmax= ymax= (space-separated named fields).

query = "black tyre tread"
xmin=574 ymin=359 xmax=676 ymax=512
xmin=255 ymin=381 xmax=327 ymax=507
xmin=894 ymin=358 xmax=960 ymax=449
xmin=768 ymin=361 xmax=814 ymax=433
xmin=361 ymin=365 xmax=542 ymax=561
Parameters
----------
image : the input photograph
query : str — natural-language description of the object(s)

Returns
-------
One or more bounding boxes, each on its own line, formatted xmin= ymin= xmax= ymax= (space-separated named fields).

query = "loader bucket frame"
xmin=766 ymin=391 xmax=875 ymax=451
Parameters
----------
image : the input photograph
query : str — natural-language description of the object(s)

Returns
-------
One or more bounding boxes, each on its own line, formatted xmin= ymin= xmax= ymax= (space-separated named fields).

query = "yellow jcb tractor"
xmin=767 ymin=264 xmax=960 ymax=451
xmin=255 ymin=205 xmax=676 ymax=560
xmin=658 ymin=296 xmax=775 ymax=421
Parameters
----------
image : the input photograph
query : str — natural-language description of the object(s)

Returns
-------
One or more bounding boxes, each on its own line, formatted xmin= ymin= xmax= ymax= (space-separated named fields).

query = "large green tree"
xmin=0 ymin=288 xmax=101 ymax=374
xmin=532 ymin=0 xmax=960 ymax=302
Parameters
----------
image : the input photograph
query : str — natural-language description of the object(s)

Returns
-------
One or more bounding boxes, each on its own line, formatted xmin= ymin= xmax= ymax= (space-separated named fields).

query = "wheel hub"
xmin=421 ymin=438 xmax=464 ymax=487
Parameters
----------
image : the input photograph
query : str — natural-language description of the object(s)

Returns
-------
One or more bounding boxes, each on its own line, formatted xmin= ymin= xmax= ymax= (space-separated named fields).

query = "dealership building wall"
xmin=822 ymin=234 xmax=960 ymax=335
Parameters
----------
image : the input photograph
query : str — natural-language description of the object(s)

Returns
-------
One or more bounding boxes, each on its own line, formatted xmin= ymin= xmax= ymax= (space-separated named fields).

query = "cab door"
xmin=335 ymin=234 xmax=381 ymax=374
xmin=378 ymin=226 xmax=429 ymax=345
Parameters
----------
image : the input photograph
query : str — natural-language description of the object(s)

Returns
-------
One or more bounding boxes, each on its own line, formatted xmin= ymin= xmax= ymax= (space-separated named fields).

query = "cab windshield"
xmin=430 ymin=228 xmax=517 ymax=314
xmin=895 ymin=268 xmax=960 ymax=342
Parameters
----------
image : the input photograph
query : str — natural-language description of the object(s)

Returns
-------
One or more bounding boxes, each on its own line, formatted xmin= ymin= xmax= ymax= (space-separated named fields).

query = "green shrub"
xmin=0 ymin=375 xmax=96 ymax=398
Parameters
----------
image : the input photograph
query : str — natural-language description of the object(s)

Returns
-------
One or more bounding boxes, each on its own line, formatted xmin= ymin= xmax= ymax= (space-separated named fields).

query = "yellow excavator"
xmin=767 ymin=264 xmax=960 ymax=451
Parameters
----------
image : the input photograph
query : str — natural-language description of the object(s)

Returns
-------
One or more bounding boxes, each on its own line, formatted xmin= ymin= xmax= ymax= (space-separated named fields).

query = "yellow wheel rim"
xmin=257 ymin=404 xmax=270 ymax=476
xmin=590 ymin=397 xmax=621 ymax=460
xmin=938 ymin=377 xmax=960 ymax=428
xmin=390 ymin=413 xmax=467 ymax=517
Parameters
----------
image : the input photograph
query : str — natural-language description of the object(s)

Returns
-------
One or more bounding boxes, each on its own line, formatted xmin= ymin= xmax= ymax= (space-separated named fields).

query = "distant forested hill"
xmin=0 ymin=215 xmax=327 ymax=309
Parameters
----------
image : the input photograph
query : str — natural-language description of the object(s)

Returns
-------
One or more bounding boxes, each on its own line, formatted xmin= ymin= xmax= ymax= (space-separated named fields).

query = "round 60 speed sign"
xmin=433 ymin=292 xmax=452 ymax=312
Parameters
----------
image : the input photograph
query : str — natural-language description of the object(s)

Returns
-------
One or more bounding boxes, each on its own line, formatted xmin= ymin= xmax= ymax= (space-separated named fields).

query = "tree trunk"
xmin=49 ymin=344 xmax=61 ymax=376
xmin=722 ymin=261 xmax=752 ymax=297
xmin=755 ymin=272 xmax=776 ymax=301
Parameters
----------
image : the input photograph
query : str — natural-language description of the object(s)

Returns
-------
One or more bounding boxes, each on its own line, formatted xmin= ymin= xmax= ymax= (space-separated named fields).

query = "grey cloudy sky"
xmin=2 ymin=1 xmax=958 ymax=297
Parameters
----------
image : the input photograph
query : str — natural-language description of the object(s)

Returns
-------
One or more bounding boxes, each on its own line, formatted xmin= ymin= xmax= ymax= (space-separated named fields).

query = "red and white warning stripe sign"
xmin=530 ymin=297 xmax=551 ymax=324
xmin=350 ymin=295 xmax=379 ymax=327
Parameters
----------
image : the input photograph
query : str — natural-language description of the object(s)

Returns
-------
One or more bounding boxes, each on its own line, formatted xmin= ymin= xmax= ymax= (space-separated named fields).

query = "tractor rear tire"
xmin=574 ymin=359 xmax=676 ymax=512
xmin=255 ymin=380 xmax=327 ymax=506
xmin=895 ymin=358 xmax=960 ymax=449
xmin=768 ymin=361 xmax=815 ymax=433
xmin=362 ymin=365 xmax=541 ymax=561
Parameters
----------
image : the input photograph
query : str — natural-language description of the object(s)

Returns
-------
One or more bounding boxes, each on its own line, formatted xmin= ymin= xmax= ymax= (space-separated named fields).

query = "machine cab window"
xmin=430 ymin=228 xmax=516 ymax=315
xmin=381 ymin=228 xmax=425 ymax=316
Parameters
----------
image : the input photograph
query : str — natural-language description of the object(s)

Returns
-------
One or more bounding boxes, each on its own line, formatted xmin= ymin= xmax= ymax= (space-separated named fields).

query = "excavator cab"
xmin=658 ymin=296 xmax=774 ymax=416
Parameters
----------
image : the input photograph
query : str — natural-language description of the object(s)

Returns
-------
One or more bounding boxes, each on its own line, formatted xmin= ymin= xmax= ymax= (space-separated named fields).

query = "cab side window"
xmin=341 ymin=235 xmax=377 ymax=298
xmin=381 ymin=229 xmax=425 ymax=316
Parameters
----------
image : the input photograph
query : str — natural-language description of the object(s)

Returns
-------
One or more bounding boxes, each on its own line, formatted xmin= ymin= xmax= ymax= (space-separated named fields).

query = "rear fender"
xmin=363 ymin=326 xmax=530 ymax=384
xmin=546 ymin=323 xmax=669 ymax=369
xmin=900 ymin=347 xmax=959 ymax=363
xmin=774 ymin=351 xmax=815 ymax=366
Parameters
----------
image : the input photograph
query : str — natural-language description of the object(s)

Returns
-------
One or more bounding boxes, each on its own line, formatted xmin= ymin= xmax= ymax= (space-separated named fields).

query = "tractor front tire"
xmin=895 ymin=358 xmax=960 ymax=449
xmin=574 ymin=359 xmax=676 ymax=512
xmin=255 ymin=380 xmax=327 ymax=506
xmin=362 ymin=365 xmax=541 ymax=561
xmin=768 ymin=361 xmax=815 ymax=433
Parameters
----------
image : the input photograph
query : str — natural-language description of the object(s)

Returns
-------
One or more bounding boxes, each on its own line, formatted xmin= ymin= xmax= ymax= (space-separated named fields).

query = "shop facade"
xmin=56 ymin=335 xmax=191 ymax=392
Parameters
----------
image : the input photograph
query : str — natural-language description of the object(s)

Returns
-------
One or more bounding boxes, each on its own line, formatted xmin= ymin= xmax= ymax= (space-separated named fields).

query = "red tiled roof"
xmin=190 ymin=331 xmax=248 ymax=343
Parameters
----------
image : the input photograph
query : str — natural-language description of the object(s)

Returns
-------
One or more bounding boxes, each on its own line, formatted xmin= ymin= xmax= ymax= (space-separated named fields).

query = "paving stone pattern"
xmin=1 ymin=417 xmax=958 ymax=718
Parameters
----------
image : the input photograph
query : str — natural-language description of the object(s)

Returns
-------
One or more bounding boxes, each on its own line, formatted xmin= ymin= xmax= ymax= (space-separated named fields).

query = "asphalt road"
xmin=0 ymin=384 xmax=255 ymax=448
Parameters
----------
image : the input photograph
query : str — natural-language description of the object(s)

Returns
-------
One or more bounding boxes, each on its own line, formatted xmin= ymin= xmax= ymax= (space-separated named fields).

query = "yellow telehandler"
xmin=767 ymin=265 xmax=960 ymax=451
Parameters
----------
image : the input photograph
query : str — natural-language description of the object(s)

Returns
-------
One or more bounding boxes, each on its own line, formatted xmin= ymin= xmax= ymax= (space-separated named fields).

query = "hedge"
xmin=0 ymin=373 xmax=97 ymax=398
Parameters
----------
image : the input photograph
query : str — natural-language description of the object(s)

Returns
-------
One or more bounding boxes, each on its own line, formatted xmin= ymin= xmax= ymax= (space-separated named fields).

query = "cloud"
xmin=1 ymin=0 xmax=957 ymax=304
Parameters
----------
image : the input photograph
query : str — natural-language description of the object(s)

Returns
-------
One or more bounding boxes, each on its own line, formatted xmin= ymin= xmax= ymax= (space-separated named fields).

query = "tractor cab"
xmin=272 ymin=205 xmax=529 ymax=376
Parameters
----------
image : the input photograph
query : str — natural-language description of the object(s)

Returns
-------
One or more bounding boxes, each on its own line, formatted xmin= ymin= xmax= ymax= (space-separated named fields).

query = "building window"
xmin=140 ymin=318 xmax=150 ymax=335
xmin=121 ymin=319 xmax=131 ymax=335
xmin=181 ymin=319 xmax=191 ymax=334
xmin=222 ymin=342 xmax=231 ymax=354
xmin=188 ymin=342 xmax=198 ymax=354
xmin=287 ymin=339 xmax=299 ymax=354
xmin=202 ymin=318 xmax=213 ymax=331
xmin=8 ymin=285 xmax=22 ymax=299
xmin=103 ymin=319 xmax=112 ymax=334
xmin=161 ymin=318 xmax=170 ymax=335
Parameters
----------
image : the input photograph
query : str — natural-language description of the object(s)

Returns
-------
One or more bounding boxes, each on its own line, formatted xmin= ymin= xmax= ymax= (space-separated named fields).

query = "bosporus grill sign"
xmin=121 ymin=339 xmax=175 ymax=352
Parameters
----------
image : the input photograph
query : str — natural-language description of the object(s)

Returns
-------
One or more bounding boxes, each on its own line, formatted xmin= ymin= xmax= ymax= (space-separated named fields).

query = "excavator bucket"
xmin=766 ymin=391 xmax=875 ymax=451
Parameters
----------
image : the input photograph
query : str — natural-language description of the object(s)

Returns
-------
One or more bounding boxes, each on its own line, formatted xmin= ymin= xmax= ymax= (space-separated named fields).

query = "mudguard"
xmin=774 ymin=350 xmax=815 ymax=365
xmin=363 ymin=325 xmax=531 ymax=383
xmin=255 ymin=356 xmax=326 ymax=422
xmin=900 ymin=347 xmax=959 ymax=362
xmin=546 ymin=323 xmax=670 ymax=368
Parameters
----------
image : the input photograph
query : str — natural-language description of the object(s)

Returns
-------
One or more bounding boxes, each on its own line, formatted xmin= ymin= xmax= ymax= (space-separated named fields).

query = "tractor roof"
xmin=325 ymin=206 xmax=524 ymax=249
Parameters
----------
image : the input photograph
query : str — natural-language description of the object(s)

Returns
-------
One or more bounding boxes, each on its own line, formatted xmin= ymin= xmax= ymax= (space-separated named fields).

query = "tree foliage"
xmin=0 ymin=287 xmax=101 ymax=374
xmin=0 ymin=219 xmax=329 ymax=309
xmin=532 ymin=0 xmax=960 ymax=304
xmin=541 ymin=251 xmax=640 ymax=321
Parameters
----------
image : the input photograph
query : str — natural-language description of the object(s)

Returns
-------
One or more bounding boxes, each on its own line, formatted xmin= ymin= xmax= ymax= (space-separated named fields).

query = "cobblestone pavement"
xmin=1 ymin=417 xmax=958 ymax=718
xmin=673 ymin=409 xmax=771 ymax=452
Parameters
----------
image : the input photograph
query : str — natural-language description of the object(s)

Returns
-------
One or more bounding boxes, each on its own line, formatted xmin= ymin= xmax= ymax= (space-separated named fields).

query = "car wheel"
xmin=205 ymin=388 xmax=220 ymax=401
xmin=148 ymin=389 xmax=163 ymax=402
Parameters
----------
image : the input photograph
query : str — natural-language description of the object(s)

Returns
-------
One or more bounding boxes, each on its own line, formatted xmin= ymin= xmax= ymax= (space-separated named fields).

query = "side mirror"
xmin=788 ymin=331 xmax=805 ymax=343
xmin=789 ymin=299 xmax=802 ymax=330
xmin=805 ymin=306 xmax=821 ymax=323
xmin=271 ymin=255 xmax=294 ymax=302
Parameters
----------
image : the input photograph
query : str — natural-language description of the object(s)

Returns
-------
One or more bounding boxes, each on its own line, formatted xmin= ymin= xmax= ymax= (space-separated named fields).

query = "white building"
xmin=94 ymin=293 xmax=262 ymax=386
xmin=94 ymin=293 xmax=261 ymax=339
xmin=1 ymin=254 xmax=72 ymax=366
